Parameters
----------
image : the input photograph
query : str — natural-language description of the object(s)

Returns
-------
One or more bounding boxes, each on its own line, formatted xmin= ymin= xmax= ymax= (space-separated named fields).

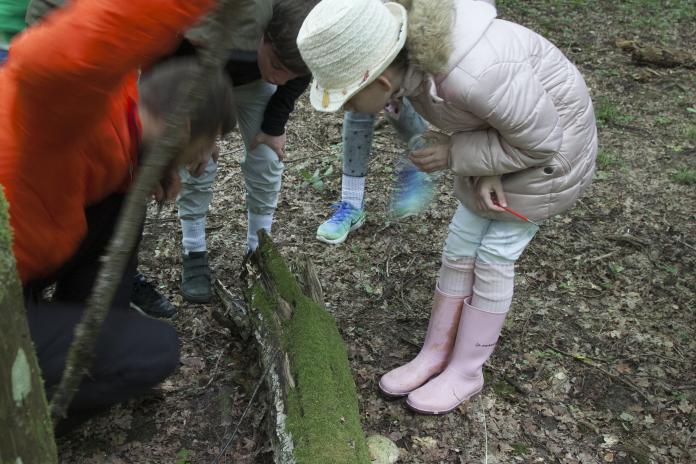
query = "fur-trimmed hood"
xmin=395 ymin=0 xmax=496 ymax=75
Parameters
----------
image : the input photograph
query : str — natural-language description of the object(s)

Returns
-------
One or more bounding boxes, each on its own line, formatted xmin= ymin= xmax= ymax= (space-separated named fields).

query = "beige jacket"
xmin=400 ymin=0 xmax=597 ymax=222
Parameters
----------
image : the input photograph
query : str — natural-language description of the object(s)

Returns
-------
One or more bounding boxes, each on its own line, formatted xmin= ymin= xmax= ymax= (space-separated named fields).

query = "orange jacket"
xmin=0 ymin=0 xmax=214 ymax=283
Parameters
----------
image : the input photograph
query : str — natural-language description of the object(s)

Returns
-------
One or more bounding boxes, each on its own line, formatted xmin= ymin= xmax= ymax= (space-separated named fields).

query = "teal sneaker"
xmin=316 ymin=201 xmax=366 ymax=244
xmin=390 ymin=162 xmax=434 ymax=219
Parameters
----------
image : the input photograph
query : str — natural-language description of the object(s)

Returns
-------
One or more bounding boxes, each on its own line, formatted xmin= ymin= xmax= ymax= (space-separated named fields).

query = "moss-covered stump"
xmin=0 ymin=188 xmax=58 ymax=463
xmin=245 ymin=232 xmax=370 ymax=464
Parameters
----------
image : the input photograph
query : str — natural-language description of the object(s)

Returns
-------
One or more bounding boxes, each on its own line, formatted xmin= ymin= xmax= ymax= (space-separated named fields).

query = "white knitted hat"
xmin=297 ymin=0 xmax=408 ymax=112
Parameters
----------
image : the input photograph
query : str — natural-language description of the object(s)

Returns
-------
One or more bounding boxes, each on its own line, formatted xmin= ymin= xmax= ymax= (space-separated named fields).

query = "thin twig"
xmin=545 ymin=345 xmax=652 ymax=404
xmin=478 ymin=396 xmax=489 ymax=464
xmin=678 ymin=239 xmax=696 ymax=252
xmin=199 ymin=351 xmax=225 ymax=392
xmin=682 ymin=428 xmax=696 ymax=464
xmin=212 ymin=351 xmax=279 ymax=464
xmin=284 ymin=152 xmax=327 ymax=164
xmin=588 ymin=250 xmax=618 ymax=263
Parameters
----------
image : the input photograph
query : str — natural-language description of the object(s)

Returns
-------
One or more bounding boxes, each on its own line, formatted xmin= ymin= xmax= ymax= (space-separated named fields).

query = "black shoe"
xmin=181 ymin=251 xmax=211 ymax=303
xmin=131 ymin=273 xmax=178 ymax=319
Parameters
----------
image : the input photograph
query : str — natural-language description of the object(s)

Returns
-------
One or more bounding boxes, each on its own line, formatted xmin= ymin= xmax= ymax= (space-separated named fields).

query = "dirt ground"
xmin=57 ymin=1 xmax=695 ymax=463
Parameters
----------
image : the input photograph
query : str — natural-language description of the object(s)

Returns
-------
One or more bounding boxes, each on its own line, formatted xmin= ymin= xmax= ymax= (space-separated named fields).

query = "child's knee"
xmin=241 ymin=145 xmax=284 ymax=178
xmin=476 ymin=247 xmax=516 ymax=265
xmin=138 ymin=321 xmax=180 ymax=386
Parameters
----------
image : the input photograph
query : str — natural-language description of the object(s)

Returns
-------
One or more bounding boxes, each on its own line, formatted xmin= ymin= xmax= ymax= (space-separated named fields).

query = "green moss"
xmin=284 ymin=295 xmax=370 ymax=463
xmin=256 ymin=235 xmax=303 ymax=303
xmin=252 ymin=235 xmax=370 ymax=463
xmin=249 ymin=283 xmax=283 ymax=341
xmin=0 ymin=187 xmax=18 ymax=300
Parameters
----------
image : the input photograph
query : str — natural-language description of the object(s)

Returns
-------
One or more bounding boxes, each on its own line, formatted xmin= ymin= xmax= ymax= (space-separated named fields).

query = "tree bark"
xmin=0 ymin=187 xmax=58 ymax=464
xmin=226 ymin=231 xmax=371 ymax=463
xmin=48 ymin=0 xmax=245 ymax=421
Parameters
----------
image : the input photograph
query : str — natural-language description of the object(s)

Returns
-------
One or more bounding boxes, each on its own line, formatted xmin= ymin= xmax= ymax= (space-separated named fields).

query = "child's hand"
xmin=153 ymin=169 xmax=182 ymax=203
xmin=409 ymin=143 xmax=450 ymax=173
xmin=476 ymin=176 xmax=507 ymax=212
xmin=250 ymin=131 xmax=286 ymax=161
xmin=187 ymin=145 xmax=219 ymax=177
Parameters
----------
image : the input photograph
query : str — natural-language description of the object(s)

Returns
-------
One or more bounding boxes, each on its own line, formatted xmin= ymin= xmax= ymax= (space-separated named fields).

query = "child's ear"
xmin=375 ymin=75 xmax=395 ymax=93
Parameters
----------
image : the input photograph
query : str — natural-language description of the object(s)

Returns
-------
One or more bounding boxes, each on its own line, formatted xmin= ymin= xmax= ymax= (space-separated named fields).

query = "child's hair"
xmin=139 ymin=58 xmax=236 ymax=141
xmin=391 ymin=47 xmax=410 ymax=71
xmin=265 ymin=0 xmax=320 ymax=75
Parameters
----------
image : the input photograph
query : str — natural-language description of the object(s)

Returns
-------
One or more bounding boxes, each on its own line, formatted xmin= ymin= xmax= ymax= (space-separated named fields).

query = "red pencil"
xmin=492 ymin=196 xmax=539 ymax=226
xmin=499 ymin=205 xmax=539 ymax=226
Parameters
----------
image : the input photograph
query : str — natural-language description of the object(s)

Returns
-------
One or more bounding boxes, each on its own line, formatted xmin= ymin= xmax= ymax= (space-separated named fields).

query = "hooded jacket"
xmin=400 ymin=0 xmax=597 ymax=222
xmin=0 ymin=0 xmax=214 ymax=283
xmin=27 ymin=0 xmax=308 ymax=138
xmin=0 ymin=0 xmax=29 ymax=47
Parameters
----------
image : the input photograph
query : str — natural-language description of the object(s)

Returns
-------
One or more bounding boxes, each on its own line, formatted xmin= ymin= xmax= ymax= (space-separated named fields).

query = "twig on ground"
xmin=545 ymin=345 xmax=652 ymax=404
xmin=212 ymin=350 xmax=279 ymax=464
xmin=588 ymin=250 xmax=619 ymax=263
xmin=682 ymin=428 xmax=696 ymax=464
xmin=678 ymin=239 xmax=696 ymax=252
xmin=284 ymin=152 xmax=327 ymax=164
xmin=606 ymin=234 xmax=649 ymax=249
xmin=218 ymin=146 xmax=245 ymax=158
xmin=199 ymin=350 xmax=225 ymax=392
xmin=478 ymin=396 xmax=489 ymax=464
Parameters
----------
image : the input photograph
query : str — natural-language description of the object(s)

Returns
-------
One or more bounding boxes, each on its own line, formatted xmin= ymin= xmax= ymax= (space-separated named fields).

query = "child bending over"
xmin=298 ymin=0 xmax=597 ymax=414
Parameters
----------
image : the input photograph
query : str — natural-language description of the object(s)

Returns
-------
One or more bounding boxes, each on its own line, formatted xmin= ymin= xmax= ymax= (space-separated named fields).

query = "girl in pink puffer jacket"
xmin=298 ymin=0 xmax=597 ymax=414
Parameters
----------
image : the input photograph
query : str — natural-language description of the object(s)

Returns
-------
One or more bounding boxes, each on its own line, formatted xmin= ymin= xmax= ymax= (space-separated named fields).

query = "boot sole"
xmin=130 ymin=302 xmax=178 ymax=320
xmin=378 ymin=370 xmax=445 ymax=399
xmin=378 ymin=380 xmax=409 ymax=399
xmin=405 ymin=386 xmax=483 ymax=416
xmin=181 ymin=291 xmax=212 ymax=304
xmin=316 ymin=216 xmax=366 ymax=245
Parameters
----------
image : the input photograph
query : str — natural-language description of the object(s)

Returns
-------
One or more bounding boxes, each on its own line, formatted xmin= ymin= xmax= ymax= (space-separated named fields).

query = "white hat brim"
xmin=309 ymin=2 xmax=408 ymax=113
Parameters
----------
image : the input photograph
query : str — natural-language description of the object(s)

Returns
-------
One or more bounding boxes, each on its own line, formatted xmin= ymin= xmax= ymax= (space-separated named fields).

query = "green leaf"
xmin=176 ymin=449 xmax=191 ymax=464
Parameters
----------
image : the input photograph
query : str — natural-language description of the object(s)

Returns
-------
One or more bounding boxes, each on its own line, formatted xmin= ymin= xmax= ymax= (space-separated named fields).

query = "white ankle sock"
xmin=342 ymin=174 xmax=366 ymax=210
xmin=471 ymin=260 xmax=515 ymax=313
xmin=437 ymin=255 xmax=475 ymax=297
xmin=247 ymin=211 xmax=274 ymax=251
xmin=181 ymin=218 xmax=206 ymax=255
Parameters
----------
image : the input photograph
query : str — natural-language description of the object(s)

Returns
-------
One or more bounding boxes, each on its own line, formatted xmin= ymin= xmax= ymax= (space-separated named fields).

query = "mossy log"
xmin=232 ymin=231 xmax=370 ymax=463
xmin=0 ymin=188 xmax=58 ymax=464
xmin=616 ymin=39 xmax=696 ymax=69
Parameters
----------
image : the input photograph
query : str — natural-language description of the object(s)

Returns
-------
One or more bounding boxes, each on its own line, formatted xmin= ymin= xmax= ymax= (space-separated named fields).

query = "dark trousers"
xmin=24 ymin=194 xmax=179 ymax=429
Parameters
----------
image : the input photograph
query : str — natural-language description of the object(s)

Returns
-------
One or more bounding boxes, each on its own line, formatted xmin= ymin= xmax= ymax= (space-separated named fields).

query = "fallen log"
xmin=616 ymin=39 xmax=696 ymax=69
xmin=0 ymin=188 xmax=58 ymax=463
xmin=219 ymin=231 xmax=370 ymax=463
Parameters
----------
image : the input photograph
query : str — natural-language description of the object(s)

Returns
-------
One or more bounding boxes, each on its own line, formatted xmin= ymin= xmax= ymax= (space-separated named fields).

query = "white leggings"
xmin=443 ymin=203 xmax=539 ymax=265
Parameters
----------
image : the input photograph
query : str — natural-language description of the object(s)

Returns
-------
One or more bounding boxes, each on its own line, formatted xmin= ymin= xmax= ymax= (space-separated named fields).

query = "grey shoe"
xmin=181 ymin=251 xmax=211 ymax=303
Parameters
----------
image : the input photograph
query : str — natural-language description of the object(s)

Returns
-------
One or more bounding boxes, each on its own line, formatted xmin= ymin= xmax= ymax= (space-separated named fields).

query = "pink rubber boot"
xmin=378 ymin=287 xmax=465 ymax=397
xmin=406 ymin=297 xmax=507 ymax=414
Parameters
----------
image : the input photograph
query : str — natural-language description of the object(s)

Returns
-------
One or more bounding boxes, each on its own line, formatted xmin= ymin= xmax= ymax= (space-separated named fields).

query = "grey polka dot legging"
xmin=342 ymin=98 xmax=427 ymax=177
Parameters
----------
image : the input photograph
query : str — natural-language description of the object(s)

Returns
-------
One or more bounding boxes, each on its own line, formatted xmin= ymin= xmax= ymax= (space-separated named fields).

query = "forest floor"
xmin=58 ymin=1 xmax=695 ymax=463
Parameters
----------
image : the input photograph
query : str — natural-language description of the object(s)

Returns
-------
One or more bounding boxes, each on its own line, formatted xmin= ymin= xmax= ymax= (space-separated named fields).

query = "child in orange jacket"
xmin=0 ymin=0 xmax=234 ymax=431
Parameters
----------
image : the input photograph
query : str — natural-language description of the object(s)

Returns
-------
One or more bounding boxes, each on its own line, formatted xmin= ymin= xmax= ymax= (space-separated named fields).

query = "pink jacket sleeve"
xmin=449 ymin=61 xmax=563 ymax=177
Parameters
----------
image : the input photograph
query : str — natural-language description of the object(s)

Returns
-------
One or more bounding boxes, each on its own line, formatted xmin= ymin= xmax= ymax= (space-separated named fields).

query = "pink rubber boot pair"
xmin=379 ymin=260 xmax=510 ymax=414
xmin=406 ymin=297 xmax=506 ymax=414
